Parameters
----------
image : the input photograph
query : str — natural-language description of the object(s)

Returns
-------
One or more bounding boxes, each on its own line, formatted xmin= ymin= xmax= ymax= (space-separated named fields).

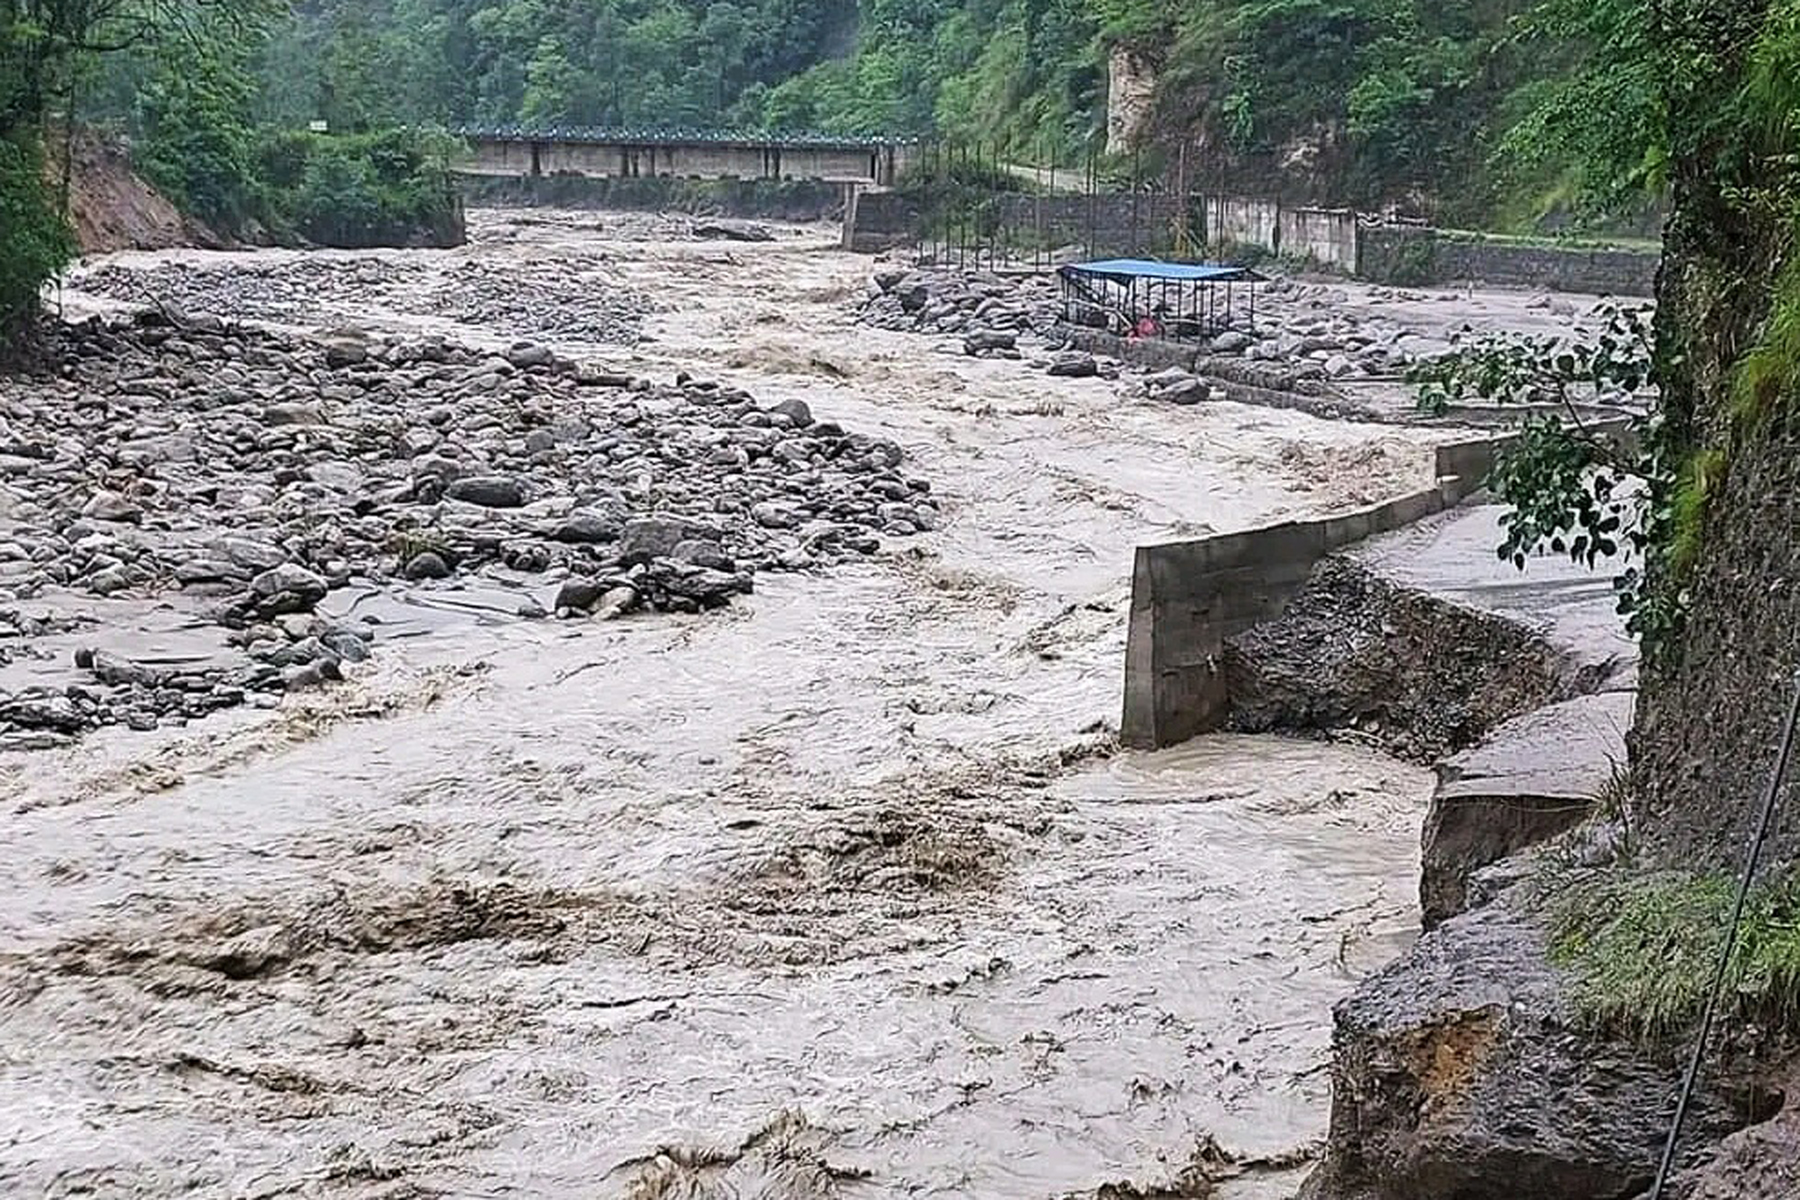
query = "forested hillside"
xmin=2 ymin=0 xmax=1660 ymax=338
xmin=213 ymin=0 xmax=1655 ymax=226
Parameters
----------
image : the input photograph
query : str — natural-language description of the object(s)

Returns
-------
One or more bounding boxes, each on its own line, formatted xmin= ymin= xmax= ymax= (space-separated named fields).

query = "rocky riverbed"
xmin=0 ymin=309 xmax=933 ymax=747
xmin=856 ymin=262 xmax=1645 ymax=422
xmin=2 ymin=209 xmax=1622 ymax=1199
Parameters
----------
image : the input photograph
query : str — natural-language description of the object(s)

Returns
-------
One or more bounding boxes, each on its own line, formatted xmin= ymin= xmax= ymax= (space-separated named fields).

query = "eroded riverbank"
xmin=0 ymin=212 xmax=1568 ymax=1197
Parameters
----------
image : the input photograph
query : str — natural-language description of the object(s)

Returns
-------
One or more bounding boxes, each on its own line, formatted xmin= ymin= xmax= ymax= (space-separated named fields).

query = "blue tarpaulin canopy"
xmin=1056 ymin=258 xmax=1262 ymax=341
xmin=1059 ymin=259 xmax=1266 ymax=284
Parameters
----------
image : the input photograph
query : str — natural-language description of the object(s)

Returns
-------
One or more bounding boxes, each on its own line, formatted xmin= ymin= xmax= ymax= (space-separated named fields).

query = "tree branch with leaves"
xmin=1408 ymin=302 xmax=1685 ymax=649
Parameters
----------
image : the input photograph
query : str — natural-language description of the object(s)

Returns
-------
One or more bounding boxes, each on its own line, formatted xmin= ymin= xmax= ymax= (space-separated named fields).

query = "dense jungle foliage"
xmin=228 ymin=0 xmax=1663 ymax=224
xmin=0 ymin=0 xmax=1774 ymax=338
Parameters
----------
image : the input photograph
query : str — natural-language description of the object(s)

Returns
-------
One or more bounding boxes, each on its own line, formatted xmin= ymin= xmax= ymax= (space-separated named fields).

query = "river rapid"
xmin=4 ymin=211 xmax=1458 ymax=1198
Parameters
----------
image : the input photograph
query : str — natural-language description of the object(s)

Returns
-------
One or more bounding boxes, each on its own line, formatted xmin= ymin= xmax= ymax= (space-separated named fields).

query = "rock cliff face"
xmin=1630 ymin=162 xmax=1800 ymax=872
xmin=1105 ymin=45 xmax=1159 ymax=155
xmin=1303 ymin=2 xmax=1800 ymax=1190
xmin=1662 ymin=1067 xmax=1800 ymax=1199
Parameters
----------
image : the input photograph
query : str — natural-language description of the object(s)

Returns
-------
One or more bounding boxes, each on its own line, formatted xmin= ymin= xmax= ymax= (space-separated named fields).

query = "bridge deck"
xmin=458 ymin=127 xmax=917 ymax=186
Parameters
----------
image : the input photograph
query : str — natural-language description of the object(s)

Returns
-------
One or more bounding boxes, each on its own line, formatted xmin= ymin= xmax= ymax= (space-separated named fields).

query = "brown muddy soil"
xmin=50 ymin=131 xmax=222 ymax=256
xmin=0 ymin=211 xmax=1585 ymax=1198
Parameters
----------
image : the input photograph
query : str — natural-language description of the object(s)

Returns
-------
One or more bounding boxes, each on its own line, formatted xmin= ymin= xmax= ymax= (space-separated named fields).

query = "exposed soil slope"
xmin=48 ymin=132 xmax=222 ymax=255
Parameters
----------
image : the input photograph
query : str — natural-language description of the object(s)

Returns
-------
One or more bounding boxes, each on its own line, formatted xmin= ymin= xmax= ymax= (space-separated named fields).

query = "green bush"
xmin=254 ymin=127 xmax=463 ymax=248
xmin=1549 ymin=868 xmax=1800 ymax=1040
xmin=0 ymin=134 xmax=74 ymax=341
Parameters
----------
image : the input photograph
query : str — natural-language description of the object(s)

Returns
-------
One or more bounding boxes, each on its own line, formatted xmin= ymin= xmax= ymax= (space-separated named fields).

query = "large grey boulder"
xmin=619 ymin=515 xmax=720 ymax=561
xmin=1302 ymin=892 xmax=1751 ymax=1200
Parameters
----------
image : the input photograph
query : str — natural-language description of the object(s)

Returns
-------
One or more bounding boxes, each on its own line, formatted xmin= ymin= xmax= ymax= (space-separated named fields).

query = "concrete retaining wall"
xmin=1205 ymin=196 xmax=1279 ymax=253
xmin=849 ymin=190 xmax=1191 ymax=257
xmin=1278 ymin=207 xmax=1358 ymax=271
xmin=1356 ymin=227 xmax=1658 ymax=296
xmin=1120 ymin=438 xmax=1506 ymax=748
xmin=459 ymin=173 xmax=849 ymax=221
xmin=845 ymin=189 xmax=921 ymax=251
xmin=842 ymin=189 xmax=1656 ymax=295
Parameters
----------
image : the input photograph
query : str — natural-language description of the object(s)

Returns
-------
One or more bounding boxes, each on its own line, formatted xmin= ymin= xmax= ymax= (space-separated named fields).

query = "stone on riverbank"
xmin=0 ymin=311 xmax=936 ymax=746
xmin=1300 ymin=891 xmax=1758 ymax=1200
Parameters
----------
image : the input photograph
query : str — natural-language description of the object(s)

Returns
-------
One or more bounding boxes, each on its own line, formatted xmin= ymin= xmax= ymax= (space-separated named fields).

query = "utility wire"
xmin=1650 ymin=668 xmax=1800 ymax=1199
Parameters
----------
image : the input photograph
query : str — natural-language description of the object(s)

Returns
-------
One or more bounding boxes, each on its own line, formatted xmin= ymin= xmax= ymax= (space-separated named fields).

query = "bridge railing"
xmin=455 ymin=124 xmax=917 ymax=149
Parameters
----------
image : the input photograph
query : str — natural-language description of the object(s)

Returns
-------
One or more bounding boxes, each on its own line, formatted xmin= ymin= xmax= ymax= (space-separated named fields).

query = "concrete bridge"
xmin=457 ymin=126 xmax=917 ymax=187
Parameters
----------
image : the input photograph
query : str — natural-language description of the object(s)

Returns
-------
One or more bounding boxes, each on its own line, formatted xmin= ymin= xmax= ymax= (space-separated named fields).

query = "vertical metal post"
xmin=956 ymin=142 xmax=966 ymax=270
xmin=1037 ymin=141 xmax=1045 ymax=273
xmin=1130 ymin=144 xmax=1141 ymax=258
xmin=1086 ymin=142 xmax=1097 ymax=262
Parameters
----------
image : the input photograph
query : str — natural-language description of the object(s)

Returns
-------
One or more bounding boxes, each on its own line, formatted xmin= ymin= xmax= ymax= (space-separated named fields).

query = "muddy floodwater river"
xmin=2 ymin=212 xmax=1480 ymax=1197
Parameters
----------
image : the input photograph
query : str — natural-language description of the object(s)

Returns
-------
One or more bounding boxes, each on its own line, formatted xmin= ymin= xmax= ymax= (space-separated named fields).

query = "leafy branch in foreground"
xmin=1407 ymin=302 xmax=1677 ymax=644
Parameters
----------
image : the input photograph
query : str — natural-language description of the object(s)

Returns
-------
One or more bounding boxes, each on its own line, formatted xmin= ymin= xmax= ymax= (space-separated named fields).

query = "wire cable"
xmin=1649 ymin=668 xmax=1800 ymax=1198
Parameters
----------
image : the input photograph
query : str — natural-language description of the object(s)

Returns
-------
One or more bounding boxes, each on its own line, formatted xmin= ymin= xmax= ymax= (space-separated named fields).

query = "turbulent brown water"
xmin=3 ymin=211 xmax=1469 ymax=1198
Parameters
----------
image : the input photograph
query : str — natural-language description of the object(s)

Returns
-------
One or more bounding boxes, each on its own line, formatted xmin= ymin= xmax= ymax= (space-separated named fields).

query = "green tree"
xmin=521 ymin=34 xmax=581 ymax=122
xmin=0 ymin=134 xmax=74 ymax=340
xmin=135 ymin=24 xmax=259 ymax=226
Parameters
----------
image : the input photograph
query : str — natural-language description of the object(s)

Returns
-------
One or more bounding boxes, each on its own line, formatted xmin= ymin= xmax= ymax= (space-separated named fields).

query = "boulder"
xmin=445 ymin=475 xmax=525 ymax=508
xmin=750 ymin=501 xmax=802 ymax=529
xmin=263 ymin=402 xmax=326 ymax=426
xmin=620 ymin=515 xmax=717 ymax=561
xmin=964 ymin=328 xmax=1019 ymax=355
xmin=322 ymin=338 xmax=368 ymax=368
xmin=223 ymin=538 xmax=287 ymax=571
xmin=551 ymin=511 xmax=621 ymax=544
xmin=1422 ymin=690 xmax=1633 ymax=928
xmin=593 ymin=584 xmax=638 ymax=619
xmin=1047 ymin=350 xmax=1098 ymax=378
xmin=692 ymin=221 xmax=774 ymax=243
xmin=403 ymin=551 xmax=452 ymax=580
xmin=505 ymin=341 xmax=556 ymax=368
xmin=1158 ymin=378 xmax=1210 ymax=406
xmin=1301 ymin=894 xmax=1751 ymax=1200
xmin=554 ymin=577 xmax=603 ymax=612
xmin=671 ymin=539 xmax=734 ymax=570
xmin=769 ymin=397 xmax=813 ymax=427
xmin=82 ymin=491 xmax=141 ymax=523
xmin=250 ymin=563 xmax=328 ymax=605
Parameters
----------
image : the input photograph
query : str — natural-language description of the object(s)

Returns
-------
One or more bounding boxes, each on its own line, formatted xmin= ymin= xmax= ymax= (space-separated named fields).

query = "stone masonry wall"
xmin=1357 ymin=227 xmax=1658 ymax=296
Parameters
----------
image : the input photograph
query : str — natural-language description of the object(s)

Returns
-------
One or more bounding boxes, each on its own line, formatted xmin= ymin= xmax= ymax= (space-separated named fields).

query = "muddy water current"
xmin=4 ymin=212 xmax=1458 ymax=1197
